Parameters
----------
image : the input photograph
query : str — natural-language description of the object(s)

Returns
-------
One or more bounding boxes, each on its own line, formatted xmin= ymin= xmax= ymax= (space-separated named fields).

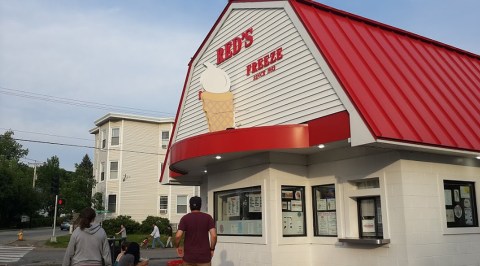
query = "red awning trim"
xmin=169 ymin=111 xmax=350 ymax=175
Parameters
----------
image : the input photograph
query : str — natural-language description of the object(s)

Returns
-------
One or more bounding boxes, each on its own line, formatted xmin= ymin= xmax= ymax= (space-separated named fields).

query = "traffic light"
xmin=51 ymin=176 xmax=59 ymax=195
xmin=57 ymin=198 xmax=65 ymax=206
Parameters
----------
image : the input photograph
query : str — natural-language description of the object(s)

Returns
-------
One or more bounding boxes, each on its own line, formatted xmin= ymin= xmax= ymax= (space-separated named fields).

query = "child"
xmin=114 ymin=242 xmax=128 ymax=266
xmin=139 ymin=237 xmax=149 ymax=249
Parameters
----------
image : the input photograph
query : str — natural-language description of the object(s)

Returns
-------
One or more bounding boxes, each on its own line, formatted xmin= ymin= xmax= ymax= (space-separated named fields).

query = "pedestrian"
xmin=118 ymin=242 xmax=149 ymax=266
xmin=165 ymin=224 xmax=173 ymax=248
xmin=62 ymin=207 xmax=111 ymax=266
xmin=175 ymin=196 xmax=217 ymax=266
xmin=150 ymin=223 xmax=164 ymax=249
xmin=115 ymin=224 xmax=127 ymax=244
xmin=114 ymin=242 xmax=128 ymax=266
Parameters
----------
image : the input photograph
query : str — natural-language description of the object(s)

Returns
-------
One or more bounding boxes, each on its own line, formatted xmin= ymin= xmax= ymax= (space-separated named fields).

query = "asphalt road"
xmin=0 ymin=227 xmax=69 ymax=245
xmin=1 ymin=228 xmax=180 ymax=266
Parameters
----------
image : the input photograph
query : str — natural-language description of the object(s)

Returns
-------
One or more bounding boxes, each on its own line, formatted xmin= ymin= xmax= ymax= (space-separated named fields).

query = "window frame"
xmin=281 ymin=185 xmax=307 ymax=237
xmin=111 ymin=128 xmax=120 ymax=146
xmin=161 ymin=131 xmax=169 ymax=149
xmin=110 ymin=161 xmax=118 ymax=180
xmin=177 ymin=195 xmax=188 ymax=214
xmin=159 ymin=195 xmax=168 ymax=210
xmin=357 ymin=196 xmax=383 ymax=239
xmin=101 ymin=130 xmax=107 ymax=149
xmin=108 ymin=194 xmax=117 ymax=213
xmin=312 ymin=184 xmax=337 ymax=237
xmin=100 ymin=162 xmax=105 ymax=182
xmin=439 ymin=176 xmax=480 ymax=235
xmin=214 ymin=186 xmax=262 ymax=236
xmin=443 ymin=180 xmax=478 ymax=228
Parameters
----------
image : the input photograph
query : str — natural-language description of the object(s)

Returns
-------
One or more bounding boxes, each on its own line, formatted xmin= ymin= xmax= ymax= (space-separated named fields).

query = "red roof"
xmin=291 ymin=0 xmax=480 ymax=152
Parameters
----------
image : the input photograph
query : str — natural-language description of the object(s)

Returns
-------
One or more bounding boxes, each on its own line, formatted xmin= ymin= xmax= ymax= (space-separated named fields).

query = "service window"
xmin=358 ymin=196 xmax=383 ymax=239
xmin=214 ymin=186 xmax=262 ymax=236
xmin=312 ymin=184 xmax=337 ymax=236
xmin=444 ymin=180 xmax=478 ymax=228
xmin=281 ymin=186 xmax=306 ymax=236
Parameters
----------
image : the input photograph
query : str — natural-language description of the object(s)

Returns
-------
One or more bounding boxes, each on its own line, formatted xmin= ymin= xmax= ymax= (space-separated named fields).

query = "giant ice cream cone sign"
xmin=200 ymin=62 xmax=234 ymax=132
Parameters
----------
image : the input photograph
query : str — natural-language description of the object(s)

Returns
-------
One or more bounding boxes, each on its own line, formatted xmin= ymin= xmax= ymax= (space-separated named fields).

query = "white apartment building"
xmin=90 ymin=113 xmax=199 ymax=224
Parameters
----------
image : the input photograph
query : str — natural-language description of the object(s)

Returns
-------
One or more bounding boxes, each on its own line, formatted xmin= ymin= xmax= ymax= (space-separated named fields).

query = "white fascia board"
xmin=94 ymin=112 xmax=174 ymax=126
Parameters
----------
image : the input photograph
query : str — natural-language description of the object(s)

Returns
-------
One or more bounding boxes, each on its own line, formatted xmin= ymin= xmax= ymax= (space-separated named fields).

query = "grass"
xmin=45 ymin=234 xmax=170 ymax=248
xmin=45 ymin=235 xmax=70 ymax=248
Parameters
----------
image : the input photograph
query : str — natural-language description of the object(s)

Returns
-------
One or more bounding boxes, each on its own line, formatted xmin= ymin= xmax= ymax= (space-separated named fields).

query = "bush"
xmin=140 ymin=216 xmax=170 ymax=235
xmin=30 ymin=217 xmax=53 ymax=228
xmin=101 ymin=215 xmax=141 ymax=237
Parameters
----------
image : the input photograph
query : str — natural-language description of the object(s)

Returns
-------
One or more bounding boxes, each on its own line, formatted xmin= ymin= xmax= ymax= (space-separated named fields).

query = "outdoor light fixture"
xmin=204 ymin=170 xmax=208 ymax=173
xmin=215 ymin=155 xmax=222 ymax=159
xmin=318 ymin=144 xmax=325 ymax=149
xmin=476 ymin=156 xmax=480 ymax=160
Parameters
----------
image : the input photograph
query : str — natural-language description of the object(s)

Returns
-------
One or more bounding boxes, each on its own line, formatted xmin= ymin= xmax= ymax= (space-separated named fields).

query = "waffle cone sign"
xmin=200 ymin=62 xmax=234 ymax=132
xmin=201 ymin=91 xmax=234 ymax=132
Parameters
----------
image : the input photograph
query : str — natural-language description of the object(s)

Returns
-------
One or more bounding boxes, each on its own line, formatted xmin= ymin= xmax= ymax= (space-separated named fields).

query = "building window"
xmin=108 ymin=195 xmax=117 ymax=213
xmin=100 ymin=162 xmax=105 ymax=181
xmin=177 ymin=195 xmax=188 ymax=214
xmin=101 ymin=130 xmax=107 ymax=149
xmin=214 ymin=186 xmax=262 ymax=236
xmin=110 ymin=161 xmax=118 ymax=180
xmin=358 ymin=196 xmax=383 ymax=239
xmin=444 ymin=180 xmax=478 ymax=228
xmin=111 ymin=128 xmax=119 ymax=146
xmin=312 ymin=184 xmax=337 ymax=236
xmin=159 ymin=196 xmax=168 ymax=214
xmin=281 ymin=185 xmax=306 ymax=236
xmin=161 ymin=131 xmax=169 ymax=149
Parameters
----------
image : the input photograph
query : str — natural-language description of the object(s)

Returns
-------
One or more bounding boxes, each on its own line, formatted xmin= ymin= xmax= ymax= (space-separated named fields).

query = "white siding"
xmin=91 ymin=115 xmax=198 ymax=223
xmin=175 ymin=7 xmax=345 ymax=141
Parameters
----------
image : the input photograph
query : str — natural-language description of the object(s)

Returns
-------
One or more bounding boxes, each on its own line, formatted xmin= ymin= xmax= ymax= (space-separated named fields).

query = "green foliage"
xmin=0 ymin=131 xmax=42 ymax=228
xmin=29 ymin=217 xmax=53 ymax=228
xmin=0 ymin=131 xmax=99 ymax=229
xmin=101 ymin=215 xmax=141 ymax=237
xmin=92 ymin=192 xmax=104 ymax=211
xmin=140 ymin=216 xmax=170 ymax=234
xmin=62 ymin=154 xmax=96 ymax=213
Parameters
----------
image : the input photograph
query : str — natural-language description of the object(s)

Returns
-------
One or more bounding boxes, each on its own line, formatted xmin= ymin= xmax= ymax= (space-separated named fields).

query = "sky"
xmin=1 ymin=0 xmax=479 ymax=171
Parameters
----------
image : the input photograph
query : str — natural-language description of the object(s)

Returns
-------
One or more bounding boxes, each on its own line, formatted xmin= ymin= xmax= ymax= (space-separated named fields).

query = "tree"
xmin=36 ymin=156 xmax=70 ymax=217
xmin=0 ymin=131 xmax=40 ymax=227
xmin=92 ymin=192 xmax=104 ymax=211
xmin=62 ymin=154 xmax=96 ymax=213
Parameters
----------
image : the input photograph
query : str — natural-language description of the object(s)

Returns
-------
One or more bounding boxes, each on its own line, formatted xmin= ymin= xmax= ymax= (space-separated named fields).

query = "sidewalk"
xmin=141 ymin=247 xmax=179 ymax=261
xmin=9 ymin=239 xmax=181 ymax=261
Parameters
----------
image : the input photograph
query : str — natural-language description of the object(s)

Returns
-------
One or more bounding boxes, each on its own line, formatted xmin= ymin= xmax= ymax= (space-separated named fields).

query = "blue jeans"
xmin=151 ymin=237 xmax=164 ymax=248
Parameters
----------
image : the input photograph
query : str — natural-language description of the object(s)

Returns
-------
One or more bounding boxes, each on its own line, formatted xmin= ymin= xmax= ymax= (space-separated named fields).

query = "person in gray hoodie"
xmin=62 ymin=207 xmax=112 ymax=266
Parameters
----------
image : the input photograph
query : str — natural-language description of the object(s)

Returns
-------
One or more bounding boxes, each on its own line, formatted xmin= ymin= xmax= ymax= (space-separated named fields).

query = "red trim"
xmin=169 ymin=111 xmax=350 ymax=176
xmin=307 ymin=111 xmax=350 ymax=145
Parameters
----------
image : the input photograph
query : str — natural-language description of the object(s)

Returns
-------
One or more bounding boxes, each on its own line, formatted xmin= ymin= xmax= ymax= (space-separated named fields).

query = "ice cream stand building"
xmin=160 ymin=0 xmax=480 ymax=265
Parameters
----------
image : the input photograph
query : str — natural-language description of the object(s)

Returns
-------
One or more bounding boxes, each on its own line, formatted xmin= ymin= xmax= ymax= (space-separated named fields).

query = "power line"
xmin=13 ymin=138 xmax=164 ymax=156
xmin=1 ymin=127 xmax=92 ymax=142
xmin=0 ymin=86 xmax=175 ymax=116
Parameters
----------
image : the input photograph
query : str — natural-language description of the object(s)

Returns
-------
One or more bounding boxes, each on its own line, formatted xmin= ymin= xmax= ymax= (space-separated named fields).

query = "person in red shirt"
xmin=174 ymin=196 xmax=217 ymax=266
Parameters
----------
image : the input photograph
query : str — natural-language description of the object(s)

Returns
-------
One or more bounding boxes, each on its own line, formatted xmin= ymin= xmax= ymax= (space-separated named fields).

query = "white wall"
xmin=206 ymin=150 xmax=480 ymax=266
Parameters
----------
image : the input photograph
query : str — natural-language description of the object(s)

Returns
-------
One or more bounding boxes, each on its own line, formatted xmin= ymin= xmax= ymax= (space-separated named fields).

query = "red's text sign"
xmin=216 ymin=28 xmax=254 ymax=65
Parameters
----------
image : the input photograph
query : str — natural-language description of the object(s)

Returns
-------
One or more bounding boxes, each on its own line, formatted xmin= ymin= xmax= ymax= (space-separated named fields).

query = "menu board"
xmin=281 ymin=186 xmax=306 ymax=236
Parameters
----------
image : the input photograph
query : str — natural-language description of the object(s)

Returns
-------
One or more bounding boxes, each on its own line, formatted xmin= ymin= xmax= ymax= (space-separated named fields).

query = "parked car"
xmin=60 ymin=220 xmax=71 ymax=231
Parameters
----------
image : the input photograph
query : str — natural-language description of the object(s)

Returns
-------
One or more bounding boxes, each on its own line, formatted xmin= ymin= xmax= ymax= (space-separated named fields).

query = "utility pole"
xmin=28 ymin=161 xmax=43 ymax=188
xmin=51 ymin=195 xmax=58 ymax=242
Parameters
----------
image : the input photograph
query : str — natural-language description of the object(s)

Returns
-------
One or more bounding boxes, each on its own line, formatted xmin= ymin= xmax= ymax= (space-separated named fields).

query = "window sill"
xmin=338 ymin=238 xmax=390 ymax=245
